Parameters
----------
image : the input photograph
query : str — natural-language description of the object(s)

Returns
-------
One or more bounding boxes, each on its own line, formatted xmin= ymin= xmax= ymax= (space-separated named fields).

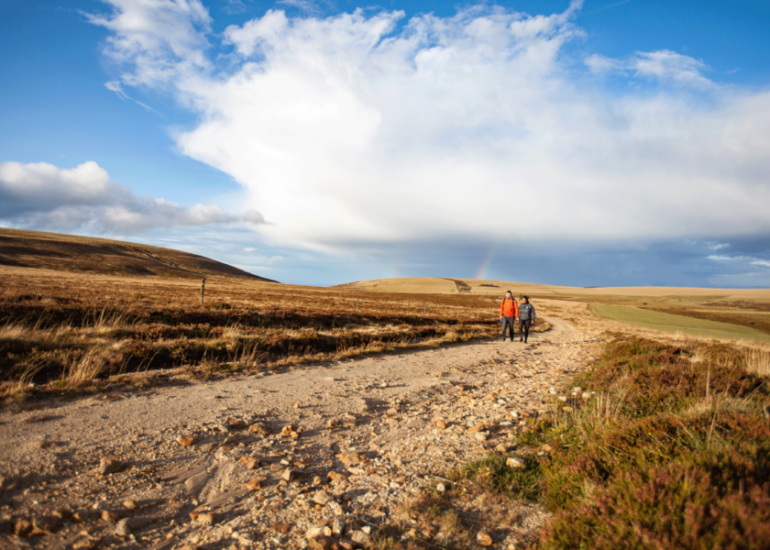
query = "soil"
xmin=0 ymin=317 xmax=601 ymax=549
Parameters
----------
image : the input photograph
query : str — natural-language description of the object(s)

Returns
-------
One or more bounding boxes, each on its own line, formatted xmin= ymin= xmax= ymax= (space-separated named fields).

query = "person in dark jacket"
xmin=518 ymin=296 xmax=536 ymax=343
xmin=499 ymin=290 xmax=519 ymax=342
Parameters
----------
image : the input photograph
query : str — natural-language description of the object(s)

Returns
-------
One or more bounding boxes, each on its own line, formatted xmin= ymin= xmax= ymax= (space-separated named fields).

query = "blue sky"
xmin=1 ymin=0 xmax=770 ymax=287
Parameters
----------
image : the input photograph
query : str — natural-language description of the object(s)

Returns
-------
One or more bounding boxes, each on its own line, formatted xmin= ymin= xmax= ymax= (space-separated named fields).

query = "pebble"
xmin=477 ymin=531 xmax=494 ymax=546
xmin=98 ymin=456 xmax=123 ymax=475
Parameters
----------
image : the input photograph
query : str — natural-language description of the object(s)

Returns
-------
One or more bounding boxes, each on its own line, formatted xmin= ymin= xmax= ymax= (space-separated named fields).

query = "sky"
xmin=1 ymin=0 xmax=770 ymax=288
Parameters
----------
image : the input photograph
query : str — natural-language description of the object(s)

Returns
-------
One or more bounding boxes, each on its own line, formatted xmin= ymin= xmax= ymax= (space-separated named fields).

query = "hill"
xmin=0 ymin=228 xmax=273 ymax=281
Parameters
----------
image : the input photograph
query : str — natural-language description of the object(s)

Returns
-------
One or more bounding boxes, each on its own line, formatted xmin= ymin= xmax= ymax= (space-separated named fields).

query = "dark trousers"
xmin=501 ymin=316 xmax=515 ymax=340
xmin=519 ymin=319 xmax=532 ymax=342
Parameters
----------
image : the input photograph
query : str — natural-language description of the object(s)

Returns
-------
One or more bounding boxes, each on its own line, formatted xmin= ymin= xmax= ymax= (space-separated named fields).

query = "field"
xmin=0 ymin=263 xmax=556 ymax=403
xmin=589 ymin=303 xmax=770 ymax=343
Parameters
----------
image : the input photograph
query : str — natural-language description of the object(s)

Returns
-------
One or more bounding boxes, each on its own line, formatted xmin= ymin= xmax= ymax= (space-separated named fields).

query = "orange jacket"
xmin=500 ymin=297 xmax=519 ymax=317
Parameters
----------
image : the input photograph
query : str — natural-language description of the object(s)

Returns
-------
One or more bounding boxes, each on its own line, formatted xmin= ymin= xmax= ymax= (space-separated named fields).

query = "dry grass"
xmin=0 ymin=265 xmax=549 ymax=403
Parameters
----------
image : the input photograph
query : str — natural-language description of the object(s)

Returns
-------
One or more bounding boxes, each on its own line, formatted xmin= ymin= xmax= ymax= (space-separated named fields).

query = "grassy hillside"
xmin=0 ymin=228 xmax=272 ymax=281
xmin=590 ymin=304 xmax=770 ymax=343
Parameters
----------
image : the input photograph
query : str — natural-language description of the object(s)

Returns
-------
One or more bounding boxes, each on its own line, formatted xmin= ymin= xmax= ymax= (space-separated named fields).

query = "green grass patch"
xmin=590 ymin=304 xmax=770 ymax=343
xmin=450 ymin=453 xmax=543 ymax=502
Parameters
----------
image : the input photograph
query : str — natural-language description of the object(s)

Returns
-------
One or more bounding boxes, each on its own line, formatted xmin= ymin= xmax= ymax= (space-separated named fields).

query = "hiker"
xmin=499 ymin=290 xmax=519 ymax=342
xmin=518 ymin=296 xmax=536 ymax=343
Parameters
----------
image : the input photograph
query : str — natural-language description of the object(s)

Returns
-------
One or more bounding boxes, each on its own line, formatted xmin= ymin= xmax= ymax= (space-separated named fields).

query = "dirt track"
xmin=0 ymin=316 xmax=601 ymax=549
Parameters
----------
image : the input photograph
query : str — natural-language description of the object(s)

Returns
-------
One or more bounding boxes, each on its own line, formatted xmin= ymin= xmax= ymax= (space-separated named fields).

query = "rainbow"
xmin=475 ymin=245 xmax=498 ymax=280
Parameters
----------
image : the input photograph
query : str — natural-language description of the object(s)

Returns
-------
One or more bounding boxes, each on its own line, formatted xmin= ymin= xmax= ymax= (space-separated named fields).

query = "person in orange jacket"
xmin=499 ymin=290 xmax=519 ymax=341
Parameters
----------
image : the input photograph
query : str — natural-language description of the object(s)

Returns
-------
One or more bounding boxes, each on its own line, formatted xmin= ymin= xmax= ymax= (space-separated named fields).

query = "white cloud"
xmin=90 ymin=1 xmax=770 ymax=252
xmin=632 ymin=50 xmax=712 ymax=86
xmin=0 ymin=161 xmax=264 ymax=233
xmin=86 ymin=0 xmax=212 ymax=89
xmin=586 ymin=50 xmax=712 ymax=87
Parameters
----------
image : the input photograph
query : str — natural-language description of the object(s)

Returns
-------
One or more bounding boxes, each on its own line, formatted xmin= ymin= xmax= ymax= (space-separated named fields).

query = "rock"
xmin=0 ymin=476 xmax=5 ymax=490
xmin=306 ymin=525 xmax=333 ymax=539
xmin=506 ymin=457 xmax=525 ymax=469
xmin=272 ymin=522 xmax=292 ymax=534
xmin=582 ymin=392 xmax=592 ymax=400
xmin=177 ymin=435 xmax=196 ymax=447
xmin=309 ymin=536 xmax=336 ymax=550
xmin=246 ymin=477 xmax=267 ymax=491
xmin=312 ymin=476 xmax=323 ymax=485
xmin=336 ymin=452 xmax=361 ymax=467
xmin=477 ymin=531 xmax=494 ymax=546
xmin=562 ymin=406 xmax=574 ymax=413
xmin=98 ymin=456 xmax=123 ymax=475
xmin=558 ymin=396 xmax=568 ymax=402
xmin=101 ymin=510 xmax=119 ymax=523
xmin=474 ymin=431 xmax=488 ymax=441
xmin=249 ymin=423 xmax=270 ymax=436
xmin=332 ymin=517 xmax=346 ymax=536
xmin=281 ymin=425 xmax=298 ymax=437
xmin=542 ymin=444 xmax=553 ymax=453
xmin=115 ymin=518 xmax=132 ymax=536
xmin=32 ymin=515 xmax=62 ymax=534
xmin=436 ymin=483 xmax=446 ymax=493
xmin=435 ymin=419 xmax=448 ymax=430
xmin=468 ymin=422 xmax=487 ymax=433
xmin=495 ymin=443 xmax=509 ymax=453
xmin=282 ymin=469 xmax=298 ymax=481
xmin=312 ymin=490 xmax=333 ymax=505
xmin=72 ymin=538 xmax=97 ymax=550
xmin=572 ymin=387 xmax=582 ymax=394
xmin=228 ymin=419 xmax=247 ymax=430
xmin=196 ymin=512 xmax=218 ymax=526
xmin=239 ymin=456 xmax=259 ymax=470
xmin=327 ymin=471 xmax=347 ymax=483
xmin=351 ymin=530 xmax=371 ymax=545
xmin=14 ymin=519 xmax=33 ymax=537
xmin=361 ymin=525 xmax=372 ymax=535
xmin=123 ymin=499 xmax=137 ymax=511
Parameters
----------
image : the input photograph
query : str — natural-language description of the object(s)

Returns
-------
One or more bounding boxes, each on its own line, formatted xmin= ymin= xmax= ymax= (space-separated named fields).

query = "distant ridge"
xmin=0 ymin=228 xmax=275 ymax=282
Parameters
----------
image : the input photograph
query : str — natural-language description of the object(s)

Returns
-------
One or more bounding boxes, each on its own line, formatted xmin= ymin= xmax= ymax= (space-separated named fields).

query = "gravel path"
xmin=0 ymin=317 xmax=601 ymax=550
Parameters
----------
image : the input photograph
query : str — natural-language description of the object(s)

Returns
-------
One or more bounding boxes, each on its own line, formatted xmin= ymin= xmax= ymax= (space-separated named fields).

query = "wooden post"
xmin=457 ymin=307 xmax=459 ymax=318
xmin=200 ymin=278 xmax=205 ymax=305
xmin=407 ymin=302 xmax=410 ymax=314
xmin=356 ymin=299 xmax=360 ymax=312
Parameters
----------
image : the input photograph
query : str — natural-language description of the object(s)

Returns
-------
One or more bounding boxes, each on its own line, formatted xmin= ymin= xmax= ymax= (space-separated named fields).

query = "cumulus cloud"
xmin=88 ymin=1 xmax=770 ymax=252
xmin=0 ymin=161 xmax=265 ymax=233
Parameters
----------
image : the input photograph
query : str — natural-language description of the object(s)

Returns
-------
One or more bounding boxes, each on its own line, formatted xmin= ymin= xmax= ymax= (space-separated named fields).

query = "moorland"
xmin=1 ymin=228 xmax=769 ymax=549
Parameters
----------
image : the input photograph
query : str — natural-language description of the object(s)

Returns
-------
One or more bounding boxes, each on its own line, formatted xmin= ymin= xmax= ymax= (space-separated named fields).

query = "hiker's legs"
xmin=519 ymin=319 xmax=531 ymax=342
xmin=502 ymin=316 xmax=514 ymax=340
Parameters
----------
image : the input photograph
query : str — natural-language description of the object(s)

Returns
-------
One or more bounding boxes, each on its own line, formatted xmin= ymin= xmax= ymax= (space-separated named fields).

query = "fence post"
xmin=457 ymin=307 xmax=459 ymax=318
xmin=200 ymin=278 xmax=205 ymax=305
xmin=356 ymin=299 xmax=359 ymax=312
xmin=407 ymin=302 xmax=410 ymax=314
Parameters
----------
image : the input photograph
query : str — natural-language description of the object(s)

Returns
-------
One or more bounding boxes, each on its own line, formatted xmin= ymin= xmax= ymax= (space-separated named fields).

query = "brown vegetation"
xmin=0 ymin=228 xmax=272 ymax=280
xmin=0 ymin=265 xmax=549 ymax=403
